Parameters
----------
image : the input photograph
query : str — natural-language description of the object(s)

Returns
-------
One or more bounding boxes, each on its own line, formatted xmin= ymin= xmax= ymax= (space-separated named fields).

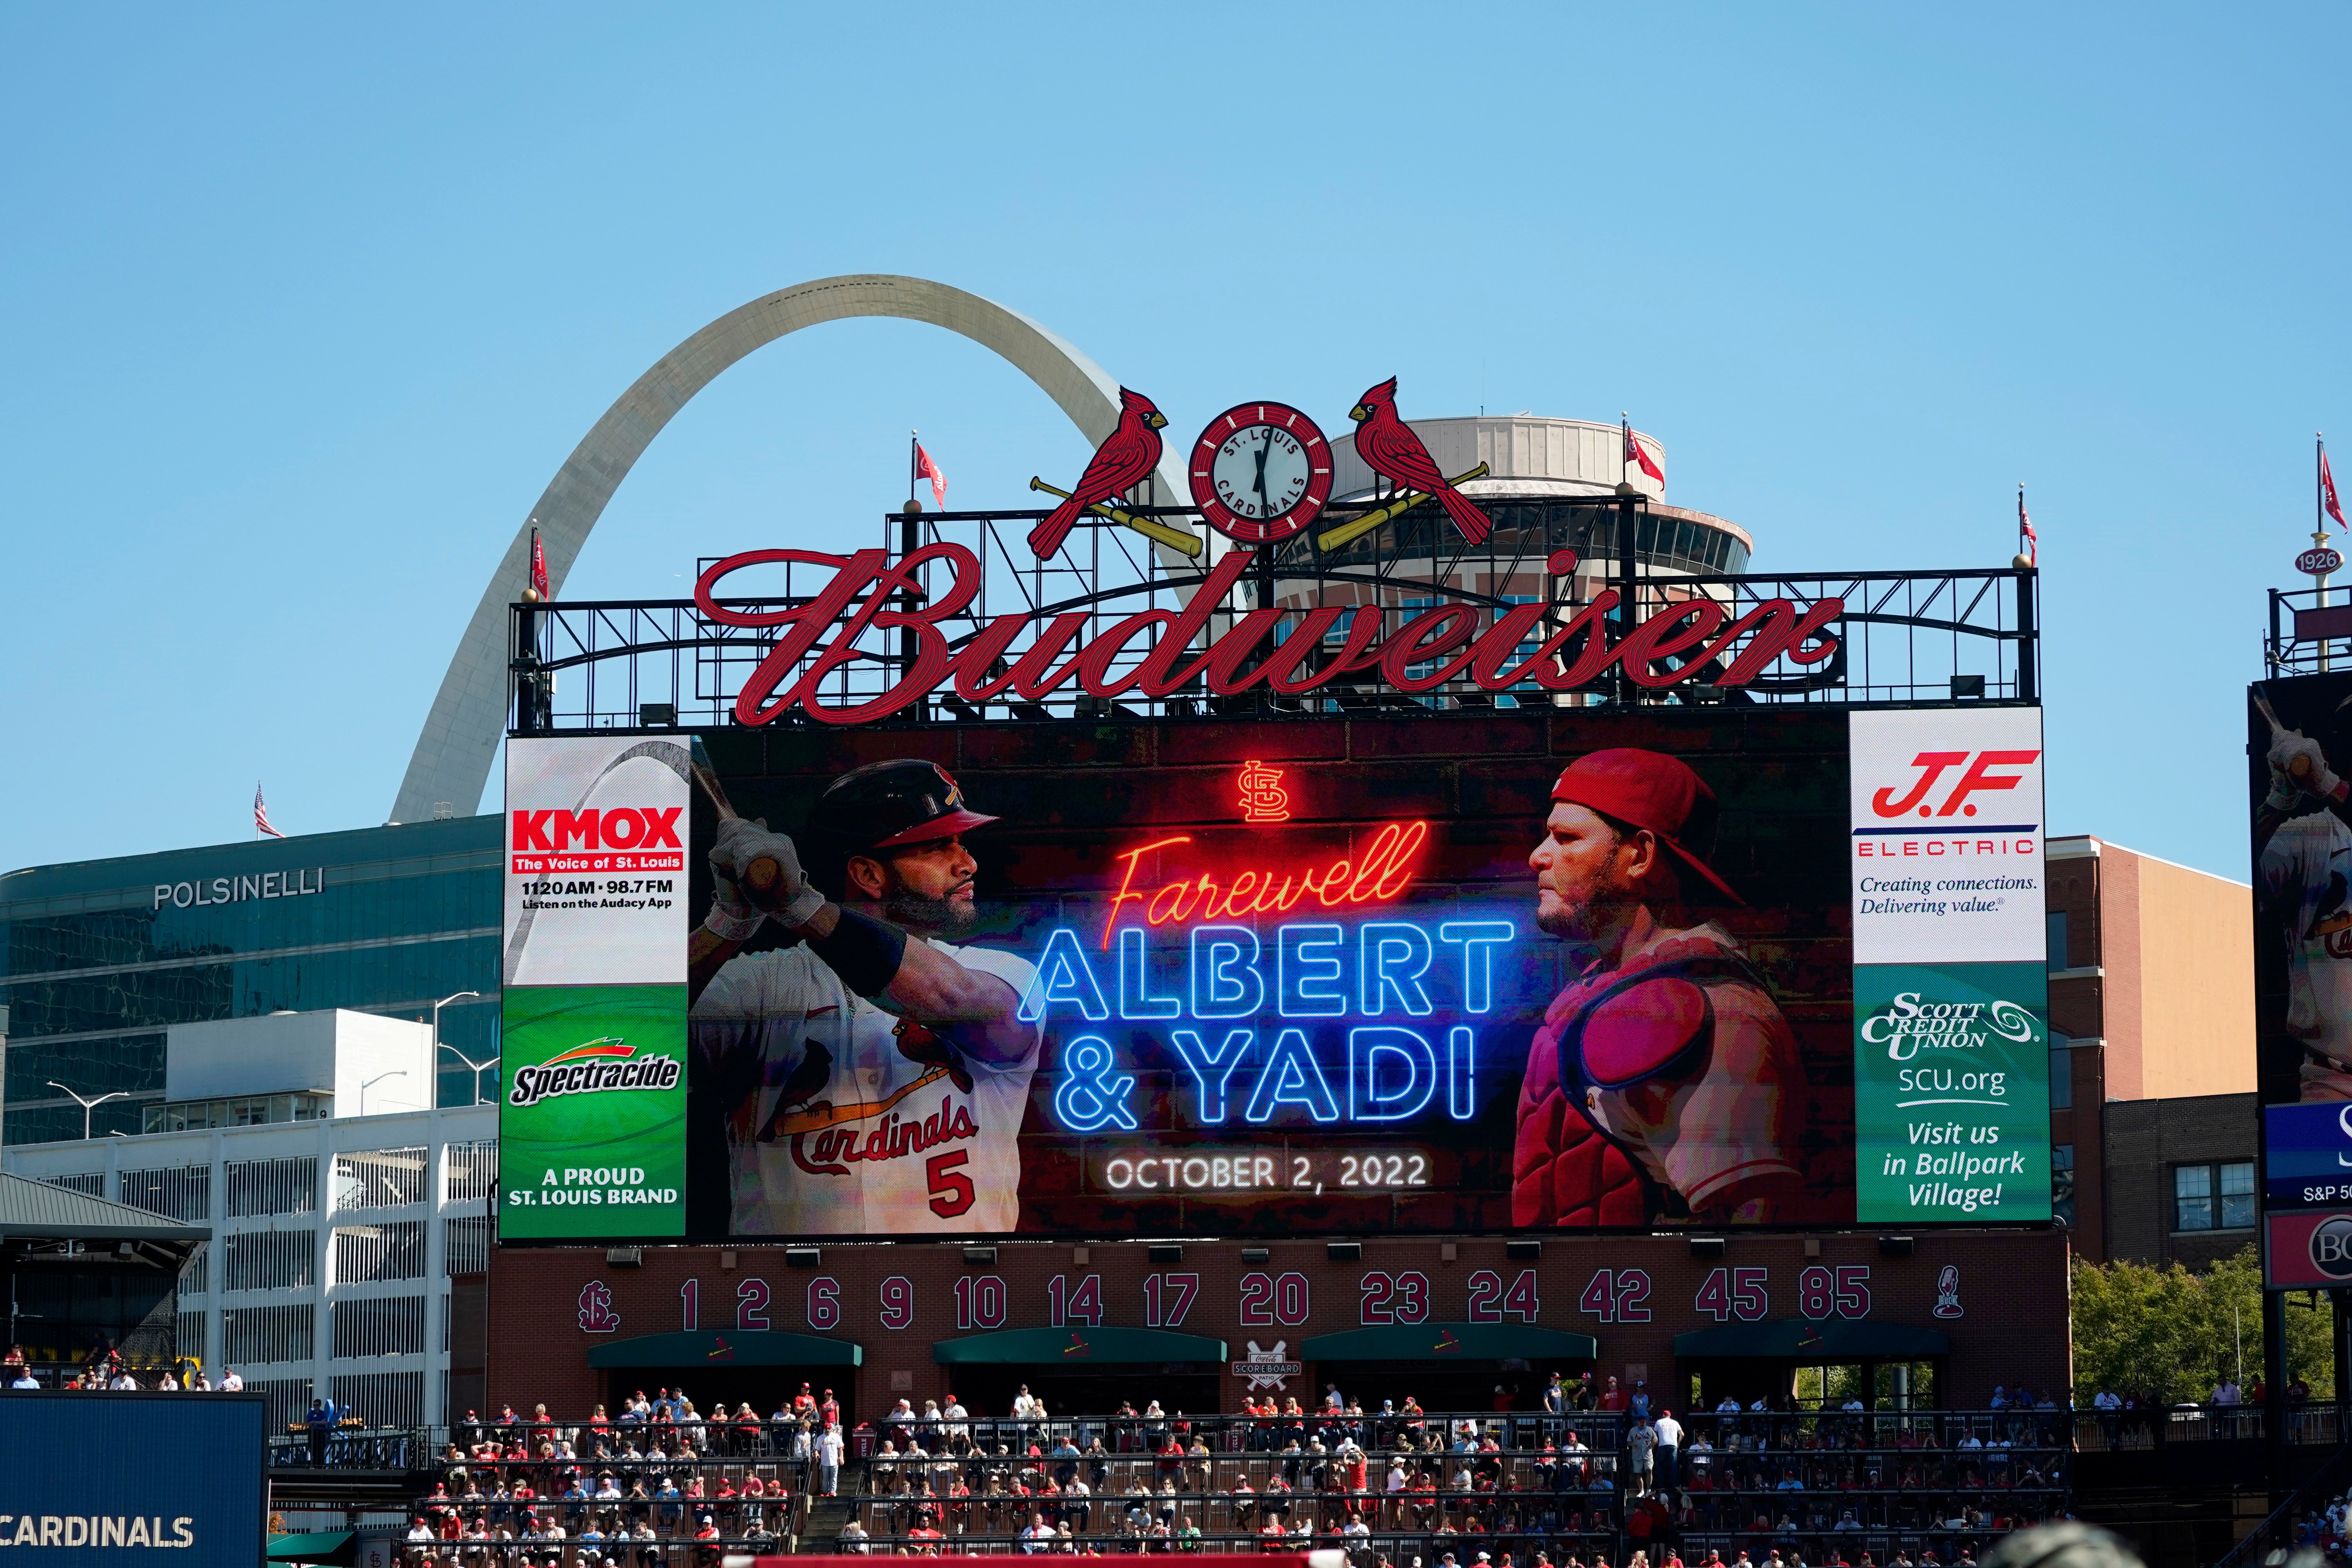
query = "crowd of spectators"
xmin=2 ymin=1341 xmax=244 ymax=1392
xmin=395 ymin=1386 xmax=848 ymax=1566
xmin=838 ymin=1377 xmax=2076 ymax=1565
xmin=378 ymin=1379 xmax=2083 ymax=1567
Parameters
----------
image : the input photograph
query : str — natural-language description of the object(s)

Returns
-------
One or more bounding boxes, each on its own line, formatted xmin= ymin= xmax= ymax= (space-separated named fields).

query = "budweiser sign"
xmin=692 ymin=544 xmax=1841 ymax=727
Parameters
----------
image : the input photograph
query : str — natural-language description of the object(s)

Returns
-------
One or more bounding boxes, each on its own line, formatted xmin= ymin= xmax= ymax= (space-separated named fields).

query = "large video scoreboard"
xmin=496 ymin=703 xmax=2051 ymax=1242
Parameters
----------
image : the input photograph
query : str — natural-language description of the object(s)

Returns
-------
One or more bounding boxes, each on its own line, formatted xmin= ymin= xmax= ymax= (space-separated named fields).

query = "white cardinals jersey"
xmin=2259 ymin=810 xmax=2352 ymax=1099
xmin=691 ymin=938 xmax=1040 ymax=1234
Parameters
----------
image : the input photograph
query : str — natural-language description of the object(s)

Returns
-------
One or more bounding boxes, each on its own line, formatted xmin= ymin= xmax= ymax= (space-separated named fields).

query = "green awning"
xmin=1300 ymin=1323 xmax=1598 ymax=1362
xmin=934 ymin=1326 xmax=1227 ymax=1365
xmin=1672 ymin=1319 xmax=1951 ymax=1359
xmin=267 ymin=1532 xmax=357 ymax=1566
xmin=587 ymin=1330 xmax=862 ymax=1368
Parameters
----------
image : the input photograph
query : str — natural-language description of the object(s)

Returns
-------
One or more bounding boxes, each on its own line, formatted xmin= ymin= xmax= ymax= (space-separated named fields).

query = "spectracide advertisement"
xmin=502 ymin=737 xmax=691 ymax=1239
xmin=500 ymin=708 xmax=2054 ymax=1243
xmin=1848 ymin=709 xmax=2051 ymax=1223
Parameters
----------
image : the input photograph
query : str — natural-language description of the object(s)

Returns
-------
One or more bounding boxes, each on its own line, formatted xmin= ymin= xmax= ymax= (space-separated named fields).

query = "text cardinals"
xmin=693 ymin=544 xmax=1841 ymax=727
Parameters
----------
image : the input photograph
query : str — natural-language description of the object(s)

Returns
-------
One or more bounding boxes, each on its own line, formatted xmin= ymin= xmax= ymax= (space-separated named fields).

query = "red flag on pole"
xmin=254 ymin=782 xmax=284 ymax=840
xmin=530 ymin=526 xmax=550 ymax=598
xmin=913 ymin=443 xmax=947 ymax=511
xmin=2018 ymin=486 xmax=2037 ymax=566
xmin=2325 ymin=443 xmax=2346 ymax=531
xmin=1621 ymin=417 xmax=1664 ymax=484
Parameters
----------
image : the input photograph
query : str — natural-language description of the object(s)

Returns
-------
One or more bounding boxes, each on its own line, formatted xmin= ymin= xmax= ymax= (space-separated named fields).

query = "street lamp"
xmin=430 ymin=991 xmax=482 ymax=1049
xmin=357 ymin=1070 xmax=408 ymax=1118
xmin=430 ymin=990 xmax=491 ymax=1106
xmin=440 ymin=1045 xmax=500 ymax=1107
xmin=47 ymin=1082 xmax=127 ymax=1141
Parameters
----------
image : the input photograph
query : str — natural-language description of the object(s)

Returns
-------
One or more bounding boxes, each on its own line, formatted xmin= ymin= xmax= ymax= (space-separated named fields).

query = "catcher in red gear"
xmin=1028 ymin=387 xmax=1168 ymax=559
xmin=1512 ymin=749 xmax=1829 ymax=1227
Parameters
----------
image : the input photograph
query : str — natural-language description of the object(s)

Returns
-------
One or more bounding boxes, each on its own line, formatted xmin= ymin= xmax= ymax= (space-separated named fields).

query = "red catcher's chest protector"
xmin=1512 ymin=934 xmax=1769 ymax=1227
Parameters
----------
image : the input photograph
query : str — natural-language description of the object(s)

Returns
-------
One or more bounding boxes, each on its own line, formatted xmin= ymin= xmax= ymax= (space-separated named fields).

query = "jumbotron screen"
xmin=498 ymin=706 xmax=2052 ymax=1241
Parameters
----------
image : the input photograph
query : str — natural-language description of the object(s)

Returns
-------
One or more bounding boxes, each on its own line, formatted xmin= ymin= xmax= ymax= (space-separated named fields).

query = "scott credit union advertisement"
xmin=502 ymin=737 xmax=691 ymax=1239
xmin=1849 ymin=709 xmax=2051 ymax=1223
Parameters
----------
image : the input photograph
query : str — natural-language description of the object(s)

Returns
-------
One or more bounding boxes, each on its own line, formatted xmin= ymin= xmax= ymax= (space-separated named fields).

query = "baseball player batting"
xmin=2253 ymin=691 xmax=2352 ymax=1100
xmin=686 ymin=760 xmax=1040 ymax=1234
xmin=1512 ymin=749 xmax=1830 ymax=1226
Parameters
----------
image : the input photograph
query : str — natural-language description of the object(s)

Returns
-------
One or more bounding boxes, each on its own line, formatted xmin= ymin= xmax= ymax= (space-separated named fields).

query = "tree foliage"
xmin=2070 ymin=1245 xmax=2336 ymax=1403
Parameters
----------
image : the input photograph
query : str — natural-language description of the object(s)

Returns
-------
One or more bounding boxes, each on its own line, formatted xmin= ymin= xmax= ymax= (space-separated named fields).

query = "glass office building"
xmin=1 ymin=816 xmax=501 ymax=1145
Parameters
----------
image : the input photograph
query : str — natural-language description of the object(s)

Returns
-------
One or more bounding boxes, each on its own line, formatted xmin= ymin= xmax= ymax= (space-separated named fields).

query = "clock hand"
xmin=1253 ymin=431 xmax=1272 ymax=515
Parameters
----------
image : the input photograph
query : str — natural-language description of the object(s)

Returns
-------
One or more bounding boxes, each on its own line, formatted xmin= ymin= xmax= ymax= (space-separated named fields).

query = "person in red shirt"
xmin=793 ymin=1383 xmax=817 ymax=1416
xmin=820 ymin=1390 xmax=841 ymax=1428
xmin=1599 ymin=1378 xmax=1629 ymax=1414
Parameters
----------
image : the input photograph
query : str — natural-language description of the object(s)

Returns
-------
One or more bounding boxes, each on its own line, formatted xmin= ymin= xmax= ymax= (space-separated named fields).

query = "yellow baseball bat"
xmin=1026 ymin=479 xmax=1204 ymax=559
xmin=1315 ymin=464 xmax=1492 ymax=553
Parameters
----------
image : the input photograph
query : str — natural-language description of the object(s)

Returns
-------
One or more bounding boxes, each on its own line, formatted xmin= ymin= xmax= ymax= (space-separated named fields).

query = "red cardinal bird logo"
xmin=1349 ymin=378 xmax=1491 ymax=546
xmin=1029 ymin=388 xmax=1169 ymax=559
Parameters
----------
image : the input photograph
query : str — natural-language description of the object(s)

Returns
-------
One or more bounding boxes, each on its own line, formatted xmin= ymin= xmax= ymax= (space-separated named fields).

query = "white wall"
xmin=167 ymin=1009 xmax=433 ymax=1114
xmin=2 ymin=1102 xmax=496 ymax=1430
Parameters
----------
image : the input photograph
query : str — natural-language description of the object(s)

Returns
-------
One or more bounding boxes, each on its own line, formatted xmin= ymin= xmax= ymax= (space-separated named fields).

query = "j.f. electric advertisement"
xmin=1849 ymin=709 xmax=2051 ymax=1224
xmin=501 ymin=709 xmax=2050 ymax=1242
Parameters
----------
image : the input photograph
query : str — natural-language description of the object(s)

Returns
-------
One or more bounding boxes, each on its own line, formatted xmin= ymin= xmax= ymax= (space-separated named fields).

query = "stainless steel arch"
xmin=391 ymin=274 xmax=1198 ymax=824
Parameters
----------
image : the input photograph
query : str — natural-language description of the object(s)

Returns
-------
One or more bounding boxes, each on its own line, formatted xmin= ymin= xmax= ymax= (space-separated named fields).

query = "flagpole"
xmin=910 ymin=430 xmax=920 ymax=512
xmin=2321 ymin=434 xmax=2333 ymax=673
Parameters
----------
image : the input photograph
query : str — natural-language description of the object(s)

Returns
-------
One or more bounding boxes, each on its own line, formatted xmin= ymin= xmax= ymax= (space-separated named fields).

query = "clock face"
xmin=1188 ymin=402 xmax=1335 ymax=544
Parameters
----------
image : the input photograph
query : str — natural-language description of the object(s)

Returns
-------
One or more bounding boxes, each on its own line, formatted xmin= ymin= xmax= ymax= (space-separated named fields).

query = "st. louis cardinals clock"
xmin=1188 ymin=402 xmax=1335 ymax=544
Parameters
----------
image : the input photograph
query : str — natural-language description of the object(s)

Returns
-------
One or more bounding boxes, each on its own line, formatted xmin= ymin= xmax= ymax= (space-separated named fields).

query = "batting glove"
xmin=2270 ymin=731 xmax=2341 ymax=803
xmin=710 ymin=817 xmax=827 ymax=928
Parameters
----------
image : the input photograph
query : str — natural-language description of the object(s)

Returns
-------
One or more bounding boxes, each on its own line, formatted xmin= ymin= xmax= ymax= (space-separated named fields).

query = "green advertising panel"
xmin=501 ymin=984 xmax=688 ymax=1240
xmin=1854 ymin=962 xmax=2051 ymax=1223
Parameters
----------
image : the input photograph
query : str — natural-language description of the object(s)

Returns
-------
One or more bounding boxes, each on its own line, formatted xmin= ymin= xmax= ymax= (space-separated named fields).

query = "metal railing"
xmin=2071 ymin=1402 xmax=2346 ymax=1450
xmin=270 ymin=1425 xmax=436 ymax=1471
xmin=2269 ymin=583 xmax=2352 ymax=676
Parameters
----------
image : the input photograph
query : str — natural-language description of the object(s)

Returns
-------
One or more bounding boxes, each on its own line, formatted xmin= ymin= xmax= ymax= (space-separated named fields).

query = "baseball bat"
xmin=1025 ymin=478 xmax=1205 ymax=558
xmin=2251 ymin=691 xmax=2316 ymax=783
xmin=1315 ymin=463 xmax=1492 ymax=553
xmin=687 ymin=738 xmax=784 ymax=904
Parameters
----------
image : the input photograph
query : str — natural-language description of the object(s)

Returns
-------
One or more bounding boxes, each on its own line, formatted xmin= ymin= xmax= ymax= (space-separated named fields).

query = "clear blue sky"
xmin=3 ymin=4 xmax=2344 ymax=881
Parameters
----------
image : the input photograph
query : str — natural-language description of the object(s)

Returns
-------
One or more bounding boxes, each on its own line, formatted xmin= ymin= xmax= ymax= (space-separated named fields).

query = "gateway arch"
xmin=390 ymin=274 xmax=1198 ymax=826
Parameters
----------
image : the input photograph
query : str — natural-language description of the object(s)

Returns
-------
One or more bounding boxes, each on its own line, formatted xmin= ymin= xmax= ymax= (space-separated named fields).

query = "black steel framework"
xmin=2267 ymin=582 xmax=2352 ymax=676
xmin=508 ymin=497 xmax=2039 ymax=735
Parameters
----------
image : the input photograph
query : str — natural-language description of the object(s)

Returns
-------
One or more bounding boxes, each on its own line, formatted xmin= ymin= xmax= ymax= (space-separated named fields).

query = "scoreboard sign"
xmin=501 ymin=703 xmax=2053 ymax=1241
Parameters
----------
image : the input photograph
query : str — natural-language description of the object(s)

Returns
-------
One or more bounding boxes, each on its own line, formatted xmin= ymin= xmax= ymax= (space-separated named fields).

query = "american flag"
xmin=254 ymin=782 xmax=284 ymax=839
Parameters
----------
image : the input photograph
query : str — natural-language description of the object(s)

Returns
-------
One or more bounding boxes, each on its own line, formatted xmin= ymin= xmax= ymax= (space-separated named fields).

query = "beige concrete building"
xmin=2047 ymin=835 xmax=2258 ymax=1265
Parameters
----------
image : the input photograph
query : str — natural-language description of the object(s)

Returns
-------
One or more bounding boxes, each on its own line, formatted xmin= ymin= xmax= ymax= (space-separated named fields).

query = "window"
xmin=2174 ymin=1165 xmax=2212 ymax=1230
xmin=330 ymin=1295 xmax=426 ymax=1358
xmin=2051 ymin=1145 xmax=2074 ymax=1229
xmin=2049 ymin=1036 xmax=2073 ymax=1110
xmin=2176 ymin=1161 xmax=2258 ymax=1231
xmin=334 ymin=1222 xmax=425 ymax=1283
xmin=225 ymin=1230 xmax=316 ymax=1291
xmin=2222 ymin=1161 xmax=2257 ymax=1229
xmin=445 ymin=1142 xmax=497 ymax=1204
xmin=225 ymin=1156 xmax=318 ymax=1218
xmin=2047 ymin=912 xmax=2069 ymax=972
